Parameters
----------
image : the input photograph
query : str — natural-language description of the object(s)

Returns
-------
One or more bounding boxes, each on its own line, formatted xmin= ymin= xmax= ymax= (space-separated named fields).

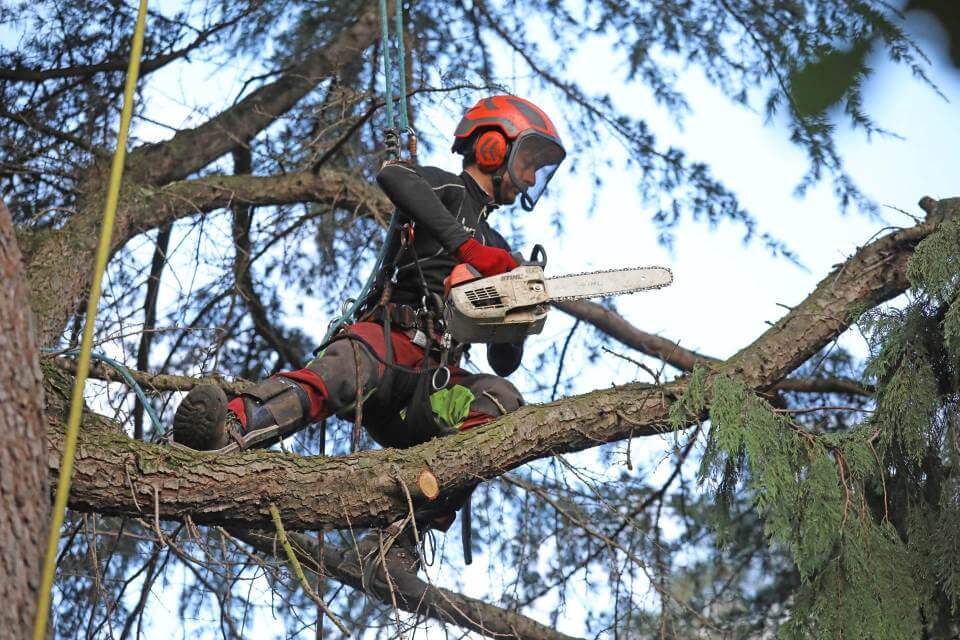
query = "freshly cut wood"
xmin=417 ymin=469 xmax=440 ymax=500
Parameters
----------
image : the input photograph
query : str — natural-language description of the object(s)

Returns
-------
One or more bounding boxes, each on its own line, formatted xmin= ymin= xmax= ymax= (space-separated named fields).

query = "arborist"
xmin=171 ymin=95 xmax=566 ymax=479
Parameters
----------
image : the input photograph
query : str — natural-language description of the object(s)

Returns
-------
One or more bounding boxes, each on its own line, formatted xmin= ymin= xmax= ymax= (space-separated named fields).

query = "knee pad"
xmin=306 ymin=338 xmax=379 ymax=414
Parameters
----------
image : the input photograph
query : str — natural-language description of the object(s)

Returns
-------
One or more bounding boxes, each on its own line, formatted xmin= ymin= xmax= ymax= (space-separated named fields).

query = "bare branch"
xmin=557 ymin=299 xmax=873 ymax=397
xmin=0 ymin=12 xmax=249 ymax=82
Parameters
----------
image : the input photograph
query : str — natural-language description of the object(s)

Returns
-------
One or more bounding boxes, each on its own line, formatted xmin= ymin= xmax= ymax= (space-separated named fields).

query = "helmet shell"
xmin=451 ymin=95 xmax=562 ymax=152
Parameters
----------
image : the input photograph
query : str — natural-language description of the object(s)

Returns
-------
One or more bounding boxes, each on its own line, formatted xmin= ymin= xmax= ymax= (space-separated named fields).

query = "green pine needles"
xmin=673 ymin=214 xmax=960 ymax=638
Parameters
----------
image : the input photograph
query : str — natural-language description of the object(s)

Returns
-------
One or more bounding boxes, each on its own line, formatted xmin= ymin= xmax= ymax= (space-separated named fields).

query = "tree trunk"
xmin=0 ymin=199 xmax=49 ymax=639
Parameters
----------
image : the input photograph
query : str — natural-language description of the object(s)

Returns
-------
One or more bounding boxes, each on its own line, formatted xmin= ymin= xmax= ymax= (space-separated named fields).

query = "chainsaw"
xmin=443 ymin=245 xmax=673 ymax=343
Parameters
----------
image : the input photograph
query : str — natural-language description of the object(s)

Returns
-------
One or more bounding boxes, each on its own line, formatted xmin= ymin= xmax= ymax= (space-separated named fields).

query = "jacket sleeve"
xmin=376 ymin=163 xmax=471 ymax=253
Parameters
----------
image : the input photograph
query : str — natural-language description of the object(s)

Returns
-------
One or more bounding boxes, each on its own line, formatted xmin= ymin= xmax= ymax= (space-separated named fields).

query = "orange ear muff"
xmin=474 ymin=130 xmax=508 ymax=172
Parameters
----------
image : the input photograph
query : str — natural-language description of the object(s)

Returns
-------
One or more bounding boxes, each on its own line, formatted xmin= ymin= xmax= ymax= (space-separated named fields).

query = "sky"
xmin=28 ymin=1 xmax=960 ymax=637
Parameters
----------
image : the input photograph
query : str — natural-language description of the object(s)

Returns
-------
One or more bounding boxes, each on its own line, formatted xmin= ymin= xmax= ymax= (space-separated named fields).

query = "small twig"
xmin=394 ymin=470 xmax=422 ymax=549
xmin=268 ymin=504 xmax=351 ymax=636
xmin=551 ymin=319 xmax=580 ymax=400
xmin=124 ymin=464 xmax=143 ymax=513
xmin=772 ymin=405 xmax=874 ymax=415
xmin=376 ymin=530 xmax=405 ymax=635
xmin=882 ymin=203 xmax=922 ymax=224
xmin=601 ymin=346 xmax=661 ymax=383
xmin=152 ymin=484 xmax=166 ymax=547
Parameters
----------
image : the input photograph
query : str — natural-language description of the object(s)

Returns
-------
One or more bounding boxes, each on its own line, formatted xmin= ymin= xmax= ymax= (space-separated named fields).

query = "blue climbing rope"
xmin=44 ymin=347 xmax=164 ymax=434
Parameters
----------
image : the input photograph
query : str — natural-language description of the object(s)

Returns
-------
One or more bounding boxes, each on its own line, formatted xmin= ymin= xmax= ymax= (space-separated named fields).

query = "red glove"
xmin=454 ymin=238 xmax=518 ymax=277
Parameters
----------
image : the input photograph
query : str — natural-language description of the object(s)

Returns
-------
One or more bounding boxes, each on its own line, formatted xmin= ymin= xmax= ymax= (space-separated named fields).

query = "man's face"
xmin=498 ymin=171 xmax=526 ymax=204
xmin=501 ymin=133 xmax=565 ymax=209
xmin=498 ymin=152 xmax=540 ymax=204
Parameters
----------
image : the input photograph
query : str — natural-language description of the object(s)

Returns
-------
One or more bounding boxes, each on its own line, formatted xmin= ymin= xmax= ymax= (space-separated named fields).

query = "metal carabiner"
xmin=340 ymin=298 xmax=356 ymax=319
xmin=432 ymin=365 xmax=451 ymax=391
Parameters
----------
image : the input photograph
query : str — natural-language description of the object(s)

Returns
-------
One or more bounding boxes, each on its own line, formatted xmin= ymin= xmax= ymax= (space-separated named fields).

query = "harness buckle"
xmin=412 ymin=329 xmax=428 ymax=348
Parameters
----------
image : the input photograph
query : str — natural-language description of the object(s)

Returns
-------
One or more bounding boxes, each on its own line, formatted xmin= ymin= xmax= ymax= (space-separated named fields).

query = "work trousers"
xmin=230 ymin=322 xmax=524 ymax=450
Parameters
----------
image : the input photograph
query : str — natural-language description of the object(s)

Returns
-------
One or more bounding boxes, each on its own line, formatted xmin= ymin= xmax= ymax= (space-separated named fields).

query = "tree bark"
xmin=47 ymin=198 xmax=957 ymax=532
xmin=0 ymin=199 xmax=49 ymax=640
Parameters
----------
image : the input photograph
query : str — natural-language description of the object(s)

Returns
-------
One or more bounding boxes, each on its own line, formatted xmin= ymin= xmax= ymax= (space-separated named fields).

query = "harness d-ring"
xmin=432 ymin=365 xmax=451 ymax=391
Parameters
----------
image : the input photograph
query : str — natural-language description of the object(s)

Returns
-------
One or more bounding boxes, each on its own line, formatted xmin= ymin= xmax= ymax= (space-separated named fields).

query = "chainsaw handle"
xmin=528 ymin=244 xmax=547 ymax=268
xmin=511 ymin=244 xmax=547 ymax=269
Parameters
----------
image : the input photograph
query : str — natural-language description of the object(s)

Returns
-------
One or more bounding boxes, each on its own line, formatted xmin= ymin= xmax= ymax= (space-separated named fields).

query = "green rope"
xmin=394 ymin=0 xmax=409 ymax=131
xmin=322 ymin=0 xmax=413 ymax=343
xmin=379 ymin=0 xmax=395 ymax=137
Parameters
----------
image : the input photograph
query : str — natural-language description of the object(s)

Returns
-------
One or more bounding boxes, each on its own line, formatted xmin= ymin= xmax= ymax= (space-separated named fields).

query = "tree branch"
xmin=556 ymin=299 xmax=873 ymax=396
xmin=0 ymin=12 xmax=248 ymax=82
xmin=126 ymin=1 xmax=381 ymax=186
xmin=230 ymin=147 xmax=306 ymax=369
xmin=49 ymin=197 xmax=957 ymax=531
xmin=134 ymin=169 xmax=391 ymax=234
xmin=48 ymin=356 xmax=250 ymax=395
xmin=232 ymin=528 xmax=583 ymax=640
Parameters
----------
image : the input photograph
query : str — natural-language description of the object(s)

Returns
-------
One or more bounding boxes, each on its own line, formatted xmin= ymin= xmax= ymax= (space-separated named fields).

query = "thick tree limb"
xmin=557 ymin=299 xmax=873 ymax=396
xmin=134 ymin=168 xmax=391 ymax=233
xmin=22 ymin=1 xmax=382 ymax=345
xmin=233 ymin=528 xmax=583 ymax=640
xmin=127 ymin=1 xmax=380 ymax=186
xmin=49 ymin=198 xmax=957 ymax=532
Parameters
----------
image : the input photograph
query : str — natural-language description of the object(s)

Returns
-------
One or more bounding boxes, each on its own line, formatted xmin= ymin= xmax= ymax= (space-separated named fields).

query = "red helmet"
xmin=452 ymin=95 xmax=566 ymax=210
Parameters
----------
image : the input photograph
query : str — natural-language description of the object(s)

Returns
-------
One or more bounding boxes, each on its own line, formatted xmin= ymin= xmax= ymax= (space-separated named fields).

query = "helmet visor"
xmin=507 ymin=132 xmax=566 ymax=210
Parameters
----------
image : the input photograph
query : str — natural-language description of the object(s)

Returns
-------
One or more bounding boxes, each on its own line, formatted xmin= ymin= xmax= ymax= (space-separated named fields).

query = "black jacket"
xmin=375 ymin=162 xmax=522 ymax=376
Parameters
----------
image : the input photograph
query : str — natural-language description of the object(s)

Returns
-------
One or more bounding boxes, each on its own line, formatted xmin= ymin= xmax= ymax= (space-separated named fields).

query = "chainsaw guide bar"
xmin=444 ymin=264 xmax=673 ymax=344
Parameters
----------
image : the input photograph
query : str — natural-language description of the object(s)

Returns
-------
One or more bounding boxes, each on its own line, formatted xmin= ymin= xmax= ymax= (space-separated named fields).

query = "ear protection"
xmin=473 ymin=130 xmax=508 ymax=172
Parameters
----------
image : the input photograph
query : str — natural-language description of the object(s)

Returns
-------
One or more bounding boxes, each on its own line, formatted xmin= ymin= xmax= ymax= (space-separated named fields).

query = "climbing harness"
xmin=32 ymin=0 xmax=150 ymax=637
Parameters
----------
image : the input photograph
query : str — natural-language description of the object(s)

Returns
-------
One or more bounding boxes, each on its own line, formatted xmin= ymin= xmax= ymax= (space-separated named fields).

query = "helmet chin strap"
xmin=520 ymin=191 xmax=534 ymax=211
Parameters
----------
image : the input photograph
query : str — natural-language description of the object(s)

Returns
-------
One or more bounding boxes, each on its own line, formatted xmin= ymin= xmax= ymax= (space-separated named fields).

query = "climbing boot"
xmin=172 ymin=376 xmax=312 ymax=452
xmin=172 ymin=384 xmax=236 ymax=450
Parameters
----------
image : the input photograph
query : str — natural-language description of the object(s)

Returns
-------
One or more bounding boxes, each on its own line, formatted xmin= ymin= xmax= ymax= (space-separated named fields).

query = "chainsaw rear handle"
xmin=510 ymin=244 xmax=547 ymax=268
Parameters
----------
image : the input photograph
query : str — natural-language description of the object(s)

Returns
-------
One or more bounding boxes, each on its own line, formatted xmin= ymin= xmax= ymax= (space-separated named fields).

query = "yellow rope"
xmin=268 ymin=504 xmax=351 ymax=636
xmin=32 ymin=0 xmax=150 ymax=636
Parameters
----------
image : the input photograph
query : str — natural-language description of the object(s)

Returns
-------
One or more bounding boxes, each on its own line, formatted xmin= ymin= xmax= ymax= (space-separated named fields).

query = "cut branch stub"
xmin=416 ymin=469 xmax=440 ymax=501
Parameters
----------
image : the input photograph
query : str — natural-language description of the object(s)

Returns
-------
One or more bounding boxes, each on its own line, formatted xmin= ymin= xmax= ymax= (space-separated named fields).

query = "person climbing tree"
xmin=171 ymin=95 xmax=566 ymax=460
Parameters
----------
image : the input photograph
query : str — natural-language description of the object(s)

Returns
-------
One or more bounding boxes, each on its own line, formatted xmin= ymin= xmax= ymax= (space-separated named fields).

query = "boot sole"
xmin=173 ymin=385 xmax=228 ymax=450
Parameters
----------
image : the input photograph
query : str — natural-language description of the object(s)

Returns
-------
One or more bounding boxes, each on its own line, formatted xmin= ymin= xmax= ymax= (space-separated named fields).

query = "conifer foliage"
xmin=671 ymin=210 xmax=960 ymax=638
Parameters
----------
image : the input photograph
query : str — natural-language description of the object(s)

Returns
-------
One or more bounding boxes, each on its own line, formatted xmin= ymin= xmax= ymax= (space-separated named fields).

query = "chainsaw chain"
xmin=548 ymin=266 xmax=674 ymax=302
